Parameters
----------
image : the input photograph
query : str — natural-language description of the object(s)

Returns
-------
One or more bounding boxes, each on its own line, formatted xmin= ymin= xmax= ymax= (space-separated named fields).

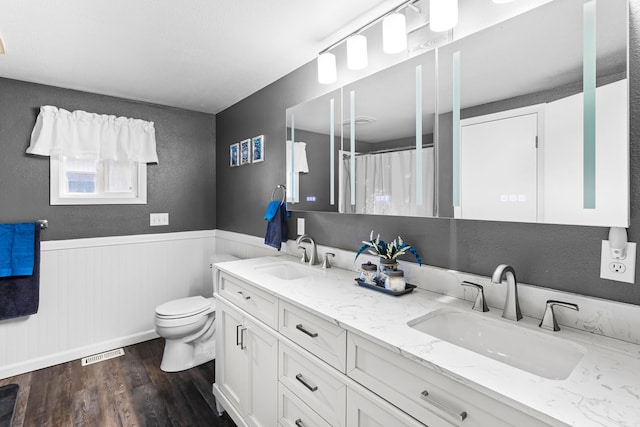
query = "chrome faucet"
xmin=296 ymin=234 xmax=320 ymax=265
xmin=491 ymin=264 xmax=522 ymax=321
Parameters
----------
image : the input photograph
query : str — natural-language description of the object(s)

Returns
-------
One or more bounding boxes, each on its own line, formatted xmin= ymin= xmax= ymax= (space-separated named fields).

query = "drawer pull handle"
xmin=295 ymin=374 xmax=318 ymax=392
xmin=420 ymin=390 xmax=467 ymax=422
xmin=239 ymin=327 xmax=247 ymax=350
xmin=237 ymin=291 xmax=251 ymax=300
xmin=295 ymin=419 xmax=304 ymax=427
xmin=296 ymin=324 xmax=318 ymax=338
xmin=235 ymin=324 xmax=242 ymax=346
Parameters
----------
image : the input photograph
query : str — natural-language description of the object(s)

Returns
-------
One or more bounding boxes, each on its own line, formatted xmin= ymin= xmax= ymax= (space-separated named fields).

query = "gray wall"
xmin=216 ymin=4 xmax=640 ymax=306
xmin=0 ymin=78 xmax=216 ymax=240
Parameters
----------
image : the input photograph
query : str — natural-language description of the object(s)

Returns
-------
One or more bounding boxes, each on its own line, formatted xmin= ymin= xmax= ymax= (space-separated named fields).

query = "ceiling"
xmin=0 ymin=0 xmax=400 ymax=114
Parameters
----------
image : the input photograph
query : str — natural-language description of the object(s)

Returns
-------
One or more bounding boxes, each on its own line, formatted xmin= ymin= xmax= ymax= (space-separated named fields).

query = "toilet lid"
xmin=155 ymin=296 xmax=212 ymax=318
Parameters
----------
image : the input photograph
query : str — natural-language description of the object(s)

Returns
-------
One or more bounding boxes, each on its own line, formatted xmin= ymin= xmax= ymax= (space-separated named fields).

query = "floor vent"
xmin=81 ymin=348 xmax=125 ymax=366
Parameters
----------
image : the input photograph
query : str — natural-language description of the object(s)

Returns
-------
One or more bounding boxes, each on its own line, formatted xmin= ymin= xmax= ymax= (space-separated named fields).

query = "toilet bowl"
xmin=154 ymin=295 xmax=216 ymax=372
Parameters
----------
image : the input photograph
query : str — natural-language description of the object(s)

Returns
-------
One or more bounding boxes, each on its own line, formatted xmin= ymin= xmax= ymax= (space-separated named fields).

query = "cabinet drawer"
xmin=279 ymin=300 xmax=347 ymax=372
xmin=279 ymin=341 xmax=346 ymax=427
xmin=347 ymin=386 xmax=426 ymax=427
xmin=347 ymin=333 xmax=550 ymax=427
xmin=219 ymin=272 xmax=278 ymax=329
xmin=278 ymin=382 xmax=332 ymax=427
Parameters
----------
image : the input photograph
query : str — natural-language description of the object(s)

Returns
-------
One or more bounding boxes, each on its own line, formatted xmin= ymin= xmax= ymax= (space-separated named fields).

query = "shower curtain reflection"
xmin=340 ymin=148 xmax=434 ymax=217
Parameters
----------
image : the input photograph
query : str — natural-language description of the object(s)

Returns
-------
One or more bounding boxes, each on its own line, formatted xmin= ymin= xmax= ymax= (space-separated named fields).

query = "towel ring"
xmin=271 ymin=184 xmax=286 ymax=204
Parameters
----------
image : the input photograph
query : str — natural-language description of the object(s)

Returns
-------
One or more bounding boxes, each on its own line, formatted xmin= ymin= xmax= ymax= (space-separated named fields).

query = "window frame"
xmin=50 ymin=156 xmax=147 ymax=205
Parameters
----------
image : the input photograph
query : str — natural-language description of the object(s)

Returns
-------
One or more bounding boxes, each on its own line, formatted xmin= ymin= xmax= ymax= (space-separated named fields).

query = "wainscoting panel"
xmin=0 ymin=231 xmax=215 ymax=379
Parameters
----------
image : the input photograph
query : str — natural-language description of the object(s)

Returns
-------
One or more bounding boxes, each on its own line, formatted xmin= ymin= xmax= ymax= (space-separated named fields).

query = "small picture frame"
xmin=230 ymin=143 xmax=239 ymax=167
xmin=240 ymin=139 xmax=251 ymax=165
xmin=252 ymin=135 xmax=265 ymax=163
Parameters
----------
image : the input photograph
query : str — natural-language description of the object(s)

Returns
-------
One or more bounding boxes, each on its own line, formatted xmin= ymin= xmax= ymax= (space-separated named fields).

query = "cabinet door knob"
xmin=239 ymin=327 xmax=247 ymax=350
xmin=295 ymin=419 xmax=304 ymax=427
xmin=295 ymin=373 xmax=318 ymax=392
xmin=420 ymin=390 xmax=467 ymax=422
xmin=295 ymin=324 xmax=318 ymax=338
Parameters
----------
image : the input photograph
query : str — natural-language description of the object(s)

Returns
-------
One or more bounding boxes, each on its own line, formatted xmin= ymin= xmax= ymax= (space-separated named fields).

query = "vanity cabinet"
xmin=215 ymin=298 xmax=278 ymax=427
xmin=214 ymin=267 xmax=558 ymax=427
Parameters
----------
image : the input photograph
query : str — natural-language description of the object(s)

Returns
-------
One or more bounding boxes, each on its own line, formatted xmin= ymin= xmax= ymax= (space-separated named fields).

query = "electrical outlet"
xmin=150 ymin=213 xmax=169 ymax=226
xmin=609 ymin=262 xmax=626 ymax=274
xmin=600 ymin=240 xmax=636 ymax=283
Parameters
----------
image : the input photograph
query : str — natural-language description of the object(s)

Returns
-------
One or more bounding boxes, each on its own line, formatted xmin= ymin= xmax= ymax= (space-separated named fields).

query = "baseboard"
xmin=0 ymin=330 xmax=159 ymax=380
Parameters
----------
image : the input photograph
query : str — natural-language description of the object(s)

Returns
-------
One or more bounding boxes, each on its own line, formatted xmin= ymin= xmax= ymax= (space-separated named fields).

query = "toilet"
xmin=154 ymin=253 xmax=240 ymax=372
xmin=154 ymin=296 xmax=216 ymax=372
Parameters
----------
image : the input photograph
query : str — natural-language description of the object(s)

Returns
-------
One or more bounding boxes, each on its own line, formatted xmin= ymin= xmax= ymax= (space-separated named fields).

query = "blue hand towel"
xmin=11 ymin=223 xmax=36 ymax=276
xmin=264 ymin=203 xmax=289 ymax=251
xmin=264 ymin=200 xmax=281 ymax=222
xmin=0 ymin=225 xmax=12 ymax=277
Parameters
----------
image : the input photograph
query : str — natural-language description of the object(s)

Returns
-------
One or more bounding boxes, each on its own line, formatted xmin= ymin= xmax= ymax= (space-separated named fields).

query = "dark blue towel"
xmin=0 ymin=226 xmax=40 ymax=321
xmin=0 ymin=225 xmax=11 ymax=277
xmin=264 ymin=203 xmax=289 ymax=251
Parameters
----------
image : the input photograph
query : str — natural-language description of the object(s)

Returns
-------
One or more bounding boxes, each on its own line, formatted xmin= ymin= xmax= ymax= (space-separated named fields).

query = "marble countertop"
xmin=216 ymin=255 xmax=640 ymax=427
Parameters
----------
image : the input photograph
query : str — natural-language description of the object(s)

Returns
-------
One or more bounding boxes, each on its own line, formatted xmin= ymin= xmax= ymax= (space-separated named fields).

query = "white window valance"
xmin=26 ymin=105 xmax=159 ymax=163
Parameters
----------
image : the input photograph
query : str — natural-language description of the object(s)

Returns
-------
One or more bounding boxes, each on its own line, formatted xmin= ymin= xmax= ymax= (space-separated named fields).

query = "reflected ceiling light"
xmin=0 ymin=34 xmax=5 ymax=55
xmin=430 ymin=0 xmax=458 ymax=32
xmin=382 ymin=12 xmax=407 ymax=54
xmin=317 ymin=52 xmax=337 ymax=84
xmin=347 ymin=34 xmax=368 ymax=70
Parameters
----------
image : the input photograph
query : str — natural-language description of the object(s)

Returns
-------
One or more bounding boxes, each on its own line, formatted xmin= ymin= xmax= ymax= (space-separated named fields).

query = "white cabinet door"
xmin=218 ymin=303 xmax=250 ymax=415
xmin=217 ymin=300 xmax=278 ymax=427
xmin=347 ymin=386 xmax=426 ymax=427
xmin=245 ymin=316 xmax=278 ymax=427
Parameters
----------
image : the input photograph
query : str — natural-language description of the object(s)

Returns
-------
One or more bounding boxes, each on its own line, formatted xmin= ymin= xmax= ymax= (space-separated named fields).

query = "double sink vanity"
xmin=211 ymin=255 xmax=640 ymax=427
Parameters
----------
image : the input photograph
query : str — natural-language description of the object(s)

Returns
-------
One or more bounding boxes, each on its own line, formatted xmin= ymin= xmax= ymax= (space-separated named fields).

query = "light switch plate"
xmin=150 ymin=213 xmax=169 ymax=226
xmin=600 ymin=240 xmax=636 ymax=284
xmin=297 ymin=218 xmax=305 ymax=236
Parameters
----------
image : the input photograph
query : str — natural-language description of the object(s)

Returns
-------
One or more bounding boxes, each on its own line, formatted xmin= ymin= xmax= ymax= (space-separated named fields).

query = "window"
xmin=50 ymin=156 xmax=147 ymax=205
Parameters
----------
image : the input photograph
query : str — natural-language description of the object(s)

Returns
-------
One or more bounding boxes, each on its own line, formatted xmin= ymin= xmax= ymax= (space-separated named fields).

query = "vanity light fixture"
xmin=347 ymin=34 xmax=368 ymax=70
xmin=430 ymin=0 xmax=459 ymax=32
xmin=0 ymin=34 xmax=6 ymax=55
xmin=316 ymin=0 xmax=421 ymax=84
xmin=383 ymin=12 xmax=408 ymax=54
xmin=492 ymin=0 xmax=514 ymax=3
xmin=317 ymin=51 xmax=337 ymax=84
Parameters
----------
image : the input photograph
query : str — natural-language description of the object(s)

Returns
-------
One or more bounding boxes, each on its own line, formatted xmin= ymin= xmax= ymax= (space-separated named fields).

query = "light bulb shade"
xmin=430 ymin=0 xmax=459 ymax=32
xmin=492 ymin=0 xmax=513 ymax=3
xmin=382 ymin=12 xmax=407 ymax=54
xmin=346 ymin=34 xmax=368 ymax=70
xmin=317 ymin=52 xmax=337 ymax=84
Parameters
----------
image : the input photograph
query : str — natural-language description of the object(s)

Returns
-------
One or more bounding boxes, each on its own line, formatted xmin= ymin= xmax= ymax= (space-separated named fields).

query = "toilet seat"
xmin=155 ymin=296 xmax=213 ymax=319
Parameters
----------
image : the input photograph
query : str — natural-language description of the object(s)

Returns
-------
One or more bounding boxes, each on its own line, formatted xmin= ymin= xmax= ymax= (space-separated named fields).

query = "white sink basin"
xmin=254 ymin=261 xmax=322 ymax=281
xmin=408 ymin=308 xmax=586 ymax=380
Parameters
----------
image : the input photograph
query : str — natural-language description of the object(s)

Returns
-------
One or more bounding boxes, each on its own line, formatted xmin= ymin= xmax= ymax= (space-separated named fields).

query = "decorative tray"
xmin=355 ymin=278 xmax=416 ymax=296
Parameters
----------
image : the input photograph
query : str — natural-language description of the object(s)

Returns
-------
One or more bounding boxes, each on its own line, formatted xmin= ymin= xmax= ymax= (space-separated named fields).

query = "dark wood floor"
xmin=0 ymin=339 xmax=237 ymax=427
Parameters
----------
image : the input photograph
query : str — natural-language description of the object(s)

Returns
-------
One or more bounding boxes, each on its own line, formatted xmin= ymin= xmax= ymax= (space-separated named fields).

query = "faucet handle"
xmin=298 ymin=246 xmax=309 ymax=263
xmin=539 ymin=300 xmax=579 ymax=331
xmin=461 ymin=281 xmax=489 ymax=312
xmin=322 ymin=253 xmax=335 ymax=269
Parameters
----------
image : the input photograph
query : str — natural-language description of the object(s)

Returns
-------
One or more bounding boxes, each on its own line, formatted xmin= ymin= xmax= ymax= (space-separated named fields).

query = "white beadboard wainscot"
xmin=0 ymin=230 xmax=215 ymax=379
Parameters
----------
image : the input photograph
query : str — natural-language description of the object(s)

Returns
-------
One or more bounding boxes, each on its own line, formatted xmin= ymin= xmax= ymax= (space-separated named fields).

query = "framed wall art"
xmin=252 ymin=135 xmax=265 ymax=163
xmin=230 ymin=143 xmax=239 ymax=167
xmin=240 ymin=139 xmax=251 ymax=165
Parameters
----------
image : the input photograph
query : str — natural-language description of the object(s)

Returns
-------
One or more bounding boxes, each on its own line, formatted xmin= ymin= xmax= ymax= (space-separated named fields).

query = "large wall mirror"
xmin=285 ymin=0 xmax=629 ymax=227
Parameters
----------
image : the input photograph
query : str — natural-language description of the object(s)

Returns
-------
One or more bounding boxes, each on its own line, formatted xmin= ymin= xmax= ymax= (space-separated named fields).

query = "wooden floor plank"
xmin=0 ymin=339 xmax=237 ymax=427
